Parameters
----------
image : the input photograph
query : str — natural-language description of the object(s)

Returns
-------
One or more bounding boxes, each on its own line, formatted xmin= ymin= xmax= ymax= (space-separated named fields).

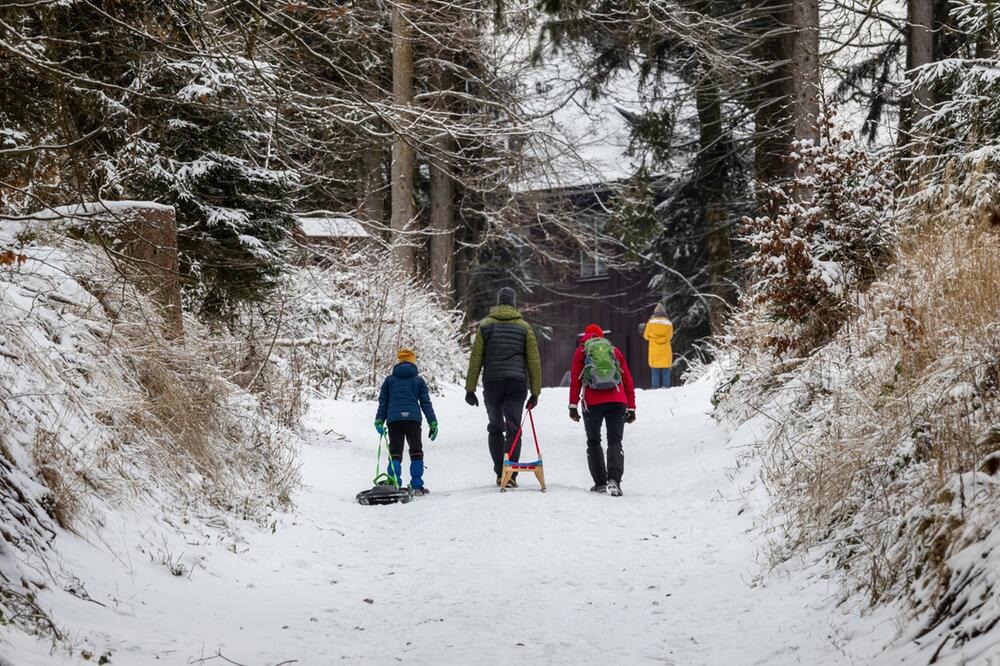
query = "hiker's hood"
xmin=645 ymin=317 xmax=673 ymax=342
xmin=488 ymin=304 xmax=522 ymax=321
xmin=392 ymin=362 xmax=419 ymax=378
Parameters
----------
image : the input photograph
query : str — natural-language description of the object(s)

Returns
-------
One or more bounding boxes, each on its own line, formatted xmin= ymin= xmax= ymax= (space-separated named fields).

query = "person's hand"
xmin=526 ymin=394 xmax=538 ymax=410
xmin=429 ymin=421 xmax=439 ymax=441
xmin=465 ymin=391 xmax=479 ymax=407
xmin=374 ymin=419 xmax=385 ymax=435
xmin=569 ymin=405 xmax=581 ymax=422
xmin=625 ymin=408 xmax=636 ymax=424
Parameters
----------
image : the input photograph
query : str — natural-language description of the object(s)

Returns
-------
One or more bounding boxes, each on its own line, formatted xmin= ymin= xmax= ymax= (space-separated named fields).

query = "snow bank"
xmin=715 ymin=209 xmax=1000 ymax=662
xmin=0 ymin=225 xmax=299 ymax=653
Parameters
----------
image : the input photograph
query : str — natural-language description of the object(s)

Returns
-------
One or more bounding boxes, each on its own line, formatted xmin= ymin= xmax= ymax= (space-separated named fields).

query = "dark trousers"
xmin=583 ymin=402 xmax=626 ymax=484
xmin=387 ymin=421 xmax=423 ymax=462
xmin=483 ymin=379 xmax=528 ymax=478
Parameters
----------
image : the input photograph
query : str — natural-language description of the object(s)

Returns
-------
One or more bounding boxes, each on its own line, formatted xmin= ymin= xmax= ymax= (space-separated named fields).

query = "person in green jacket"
xmin=464 ymin=287 xmax=542 ymax=487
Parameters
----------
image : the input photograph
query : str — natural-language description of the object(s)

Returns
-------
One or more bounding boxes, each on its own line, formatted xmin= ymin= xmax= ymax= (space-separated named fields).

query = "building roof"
xmin=296 ymin=215 xmax=369 ymax=239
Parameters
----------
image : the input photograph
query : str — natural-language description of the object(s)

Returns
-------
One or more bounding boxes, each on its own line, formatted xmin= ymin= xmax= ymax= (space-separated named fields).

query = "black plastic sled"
xmin=356 ymin=484 xmax=413 ymax=506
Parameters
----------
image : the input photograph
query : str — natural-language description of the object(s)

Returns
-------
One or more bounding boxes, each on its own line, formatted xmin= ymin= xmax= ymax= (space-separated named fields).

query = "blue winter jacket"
xmin=376 ymin=362 xmax=437 ymax=424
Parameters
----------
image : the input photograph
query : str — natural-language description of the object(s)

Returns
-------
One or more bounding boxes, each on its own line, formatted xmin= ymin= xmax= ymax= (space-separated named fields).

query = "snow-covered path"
xmin=10 ymin=380 xmax=889 ymax=665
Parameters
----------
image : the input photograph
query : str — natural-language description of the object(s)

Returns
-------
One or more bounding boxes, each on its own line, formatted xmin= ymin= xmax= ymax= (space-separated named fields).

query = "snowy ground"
xmin=5 ymin=379 xmax=904 ymax=665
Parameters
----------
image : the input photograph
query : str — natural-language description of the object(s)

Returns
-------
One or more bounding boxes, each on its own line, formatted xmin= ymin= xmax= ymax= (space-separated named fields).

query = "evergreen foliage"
xmin=535 ymin=0 xmax=758 ymax=348
xmin=0 ymin=1 xmax=297 ymax=317
xmin=909 ymin=2 xmax=1000 ymax=171
xmin=605 ymin=168 xmax=660 ymax=263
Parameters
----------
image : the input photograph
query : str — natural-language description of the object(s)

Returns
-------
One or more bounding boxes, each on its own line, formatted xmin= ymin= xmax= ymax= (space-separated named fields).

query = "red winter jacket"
xmin=569 ymin=333 xmax=636 ymax=409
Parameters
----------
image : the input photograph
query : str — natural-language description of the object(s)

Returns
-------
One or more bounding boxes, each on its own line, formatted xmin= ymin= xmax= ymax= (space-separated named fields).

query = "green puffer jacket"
xmin=465 ymin=304 xmax=541 ymax=396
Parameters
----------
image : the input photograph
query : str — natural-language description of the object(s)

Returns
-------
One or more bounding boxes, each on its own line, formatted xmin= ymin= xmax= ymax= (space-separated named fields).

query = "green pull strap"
xmin=372 ymin=431 xmax=401 ymax=488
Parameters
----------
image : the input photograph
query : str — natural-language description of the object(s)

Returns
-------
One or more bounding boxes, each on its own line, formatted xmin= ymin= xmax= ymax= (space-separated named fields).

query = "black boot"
xmin=607 ymin=443 xmax=624 ymax=488
xmin=505 ymin=430 xmax=523 ymax=481
xmin=488 ymin=432 xmax=506 ymax=479
xmin=587 ymin=442 xmax=608 ymax=487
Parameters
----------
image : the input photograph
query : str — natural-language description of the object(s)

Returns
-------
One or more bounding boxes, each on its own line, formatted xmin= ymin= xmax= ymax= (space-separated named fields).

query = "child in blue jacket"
xmin=374 ymin=349 xmax=438 ymax=494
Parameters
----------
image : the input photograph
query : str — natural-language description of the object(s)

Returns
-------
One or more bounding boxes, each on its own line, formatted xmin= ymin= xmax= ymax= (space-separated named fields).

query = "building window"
xmin=580 ymin=218 xmax=608 ymax=279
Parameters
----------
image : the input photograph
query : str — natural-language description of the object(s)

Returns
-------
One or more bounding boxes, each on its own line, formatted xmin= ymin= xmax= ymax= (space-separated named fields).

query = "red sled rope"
xmin=500 ymin=406 xmax=546 ymax=492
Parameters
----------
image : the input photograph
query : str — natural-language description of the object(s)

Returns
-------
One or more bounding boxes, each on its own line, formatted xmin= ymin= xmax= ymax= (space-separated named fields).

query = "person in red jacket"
xmin=569 ymin=324 xmax=636 ymax=496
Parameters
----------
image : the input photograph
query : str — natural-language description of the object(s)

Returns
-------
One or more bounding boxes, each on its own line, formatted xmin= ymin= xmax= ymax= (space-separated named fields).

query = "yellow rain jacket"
xmin=644 ymin=316 xmax=674 ymax=368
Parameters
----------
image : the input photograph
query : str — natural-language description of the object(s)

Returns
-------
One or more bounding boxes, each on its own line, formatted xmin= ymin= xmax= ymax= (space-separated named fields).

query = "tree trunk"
xmin=115 ymin=204 xmax=184 ymax=338
xmin=696 ymin=79 xmax=737 ymax=333
xmin=454 ymin=202 xmax=481 ymax=316
xmin=976 ymin=31 xmax=995 ymax=59
xmin=429 ymin=138 xmax=456 ymax=305
xmin=754 ymin=0 xmax=820 ymax=201
xmin=901 ymin=0 xmax=934 ymax=152
xmin=390 ymin=3 xmax=416 ymax=273
xmin=705 ymin=203 xmax=734 ymax=334
xmin=791 ymin=0 xmax=820 ymax=145
xmin=454 ymin=242 xmax=470 ymax=312
xmin=753 ymin=0 xmax=796 ymax=195
xmin=908 ymin=0 xmax=935 ymax=126
xmin=429 ymin=65 xmax=456 ymax=306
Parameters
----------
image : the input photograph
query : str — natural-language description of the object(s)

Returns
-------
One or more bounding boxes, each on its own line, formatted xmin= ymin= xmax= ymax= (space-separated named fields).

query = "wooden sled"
xmin=500 ymin=454 xmax=546 ymax=492
xmin=499 ymin=407 xmax=546 ymax=493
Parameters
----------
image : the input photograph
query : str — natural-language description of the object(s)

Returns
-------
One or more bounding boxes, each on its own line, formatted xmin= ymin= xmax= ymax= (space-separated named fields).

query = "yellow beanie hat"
xmin=397 ymin=348 xmax=416 ymax=364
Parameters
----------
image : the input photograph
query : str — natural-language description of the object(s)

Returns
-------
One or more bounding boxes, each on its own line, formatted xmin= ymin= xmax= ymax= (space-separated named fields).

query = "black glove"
xmin=569 ymin=405 xmax=581 ymax=422
xmin=526 ymin=394 xmax=538 ymax=410
xmin=625 ymin=408 xmax=636 ymax=424
xmin=465 ymin=391 xmax=479 ymax=407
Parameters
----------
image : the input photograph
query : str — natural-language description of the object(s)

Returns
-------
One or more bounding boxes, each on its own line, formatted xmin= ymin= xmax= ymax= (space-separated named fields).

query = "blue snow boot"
xmin=409 ymin=460 xmax=428 ymax=495
xmin=383 ymin=459 xmax=403 ymax=487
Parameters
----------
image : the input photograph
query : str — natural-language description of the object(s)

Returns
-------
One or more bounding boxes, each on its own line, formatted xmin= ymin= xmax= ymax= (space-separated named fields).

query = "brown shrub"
xmin=720 ymin=202 xmax=1000 ymax=618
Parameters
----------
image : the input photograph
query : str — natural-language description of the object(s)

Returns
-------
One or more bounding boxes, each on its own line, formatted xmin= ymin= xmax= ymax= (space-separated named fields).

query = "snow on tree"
xmin=901 ymin=1 xmax=1000 ymax=225
xmin=268 ymin=247 xmax=467 ymax=400
xmin=0 ymin=2 xmax=298 ymax=316
xmin=741 ymin=118 xmax=898 ymax=353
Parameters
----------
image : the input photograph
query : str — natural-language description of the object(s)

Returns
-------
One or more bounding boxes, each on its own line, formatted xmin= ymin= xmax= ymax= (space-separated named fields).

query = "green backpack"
xmin=581 ymin=337 xmax=622 ymax=391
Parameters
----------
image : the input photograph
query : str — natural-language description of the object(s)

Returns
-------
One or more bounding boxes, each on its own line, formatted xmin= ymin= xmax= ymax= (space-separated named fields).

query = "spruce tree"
xmin=0 ymin=1 xmax=296 ymax=318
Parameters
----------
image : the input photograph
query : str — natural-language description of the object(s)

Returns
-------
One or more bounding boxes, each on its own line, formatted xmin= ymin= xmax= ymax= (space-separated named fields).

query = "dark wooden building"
xmin=521 ymin=266 xmax=662 ymax=390
xmin=515 ymin=180 xmax=675 ymax=391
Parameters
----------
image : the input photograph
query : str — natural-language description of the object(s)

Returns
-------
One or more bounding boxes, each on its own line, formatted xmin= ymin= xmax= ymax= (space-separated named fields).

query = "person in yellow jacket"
xmin=643 ymin=303 xmax=674 ymax=389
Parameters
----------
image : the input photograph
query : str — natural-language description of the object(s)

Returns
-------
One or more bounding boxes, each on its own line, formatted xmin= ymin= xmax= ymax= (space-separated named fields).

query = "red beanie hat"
xmin=584 ymin=324 xmax=604 ymax=337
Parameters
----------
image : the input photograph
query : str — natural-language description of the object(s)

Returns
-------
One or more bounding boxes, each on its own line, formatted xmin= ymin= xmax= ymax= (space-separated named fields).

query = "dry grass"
xmin=0 ymin=231 xmax=304 ymax=660
xmin=117 ymin=326 xmax=301 ymax=520
xmin=25 ymin=326 xmax=302 ymax=528
xmin=897 ymin=220 xmax=1000 ymax=374
xmin=887 ymin=218 xmax=1000 ymax=480
xmin=129 ymin=343 xmax=229 ymax=485
xmin=5 ymin=234 xmax=301 ymax=537
xmin=211 ymin=319 xmax=307 ymax=431
xmin=718 ymin=200 xmax=1000 ymax=632
xmin=31 ymin=429 xmax=86 ymax=530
